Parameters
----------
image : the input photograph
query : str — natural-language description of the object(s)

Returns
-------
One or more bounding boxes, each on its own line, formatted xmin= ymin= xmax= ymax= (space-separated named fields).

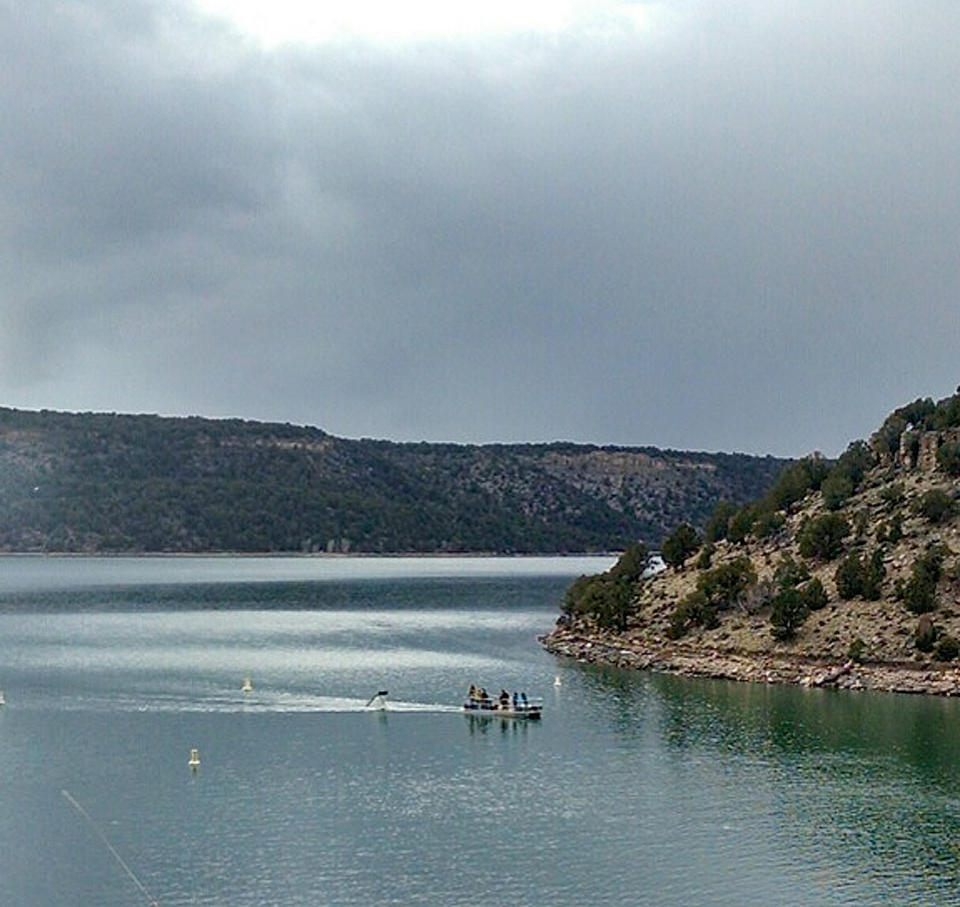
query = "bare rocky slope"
xmin=544 ymin=392 xmax=960 ymax=695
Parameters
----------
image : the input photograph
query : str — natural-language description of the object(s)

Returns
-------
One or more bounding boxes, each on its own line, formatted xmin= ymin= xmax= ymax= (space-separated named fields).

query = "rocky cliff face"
xmin=545 ymin=423 xmax=960 ymax=695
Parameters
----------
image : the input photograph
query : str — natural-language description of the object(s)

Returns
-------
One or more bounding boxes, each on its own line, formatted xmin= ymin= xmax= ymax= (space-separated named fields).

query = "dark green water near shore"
xmin=0 ymin=556 xmax=958 ymax=905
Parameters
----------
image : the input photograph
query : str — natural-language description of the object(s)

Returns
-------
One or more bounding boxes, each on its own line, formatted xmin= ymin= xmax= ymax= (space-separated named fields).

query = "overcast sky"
xmin=2 ymin=1 xmax=958 ymax=457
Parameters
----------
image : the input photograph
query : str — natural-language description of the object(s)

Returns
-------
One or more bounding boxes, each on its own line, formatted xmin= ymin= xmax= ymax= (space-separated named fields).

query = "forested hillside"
xmin=0 ymin=408 xmax=787 ymax=554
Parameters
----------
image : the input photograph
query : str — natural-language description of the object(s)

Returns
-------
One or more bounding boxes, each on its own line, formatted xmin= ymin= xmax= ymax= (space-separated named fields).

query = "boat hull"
xmin=462 ymin=703 xmax=541 ymax=719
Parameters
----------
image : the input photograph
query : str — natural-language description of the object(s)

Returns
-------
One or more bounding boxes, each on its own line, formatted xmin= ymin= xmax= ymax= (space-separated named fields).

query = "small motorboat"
xmin=463 ymin=686 xmax=542 ymax=719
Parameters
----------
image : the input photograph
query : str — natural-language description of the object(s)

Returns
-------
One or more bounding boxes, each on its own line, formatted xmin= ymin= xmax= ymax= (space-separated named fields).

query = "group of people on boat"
xmin=466 ymin=684 xmax=531 ymax=711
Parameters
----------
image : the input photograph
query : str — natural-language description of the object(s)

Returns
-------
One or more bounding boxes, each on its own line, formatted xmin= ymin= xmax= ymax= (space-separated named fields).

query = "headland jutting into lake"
xmin=543 ymin=390 xmax=960 ymax=697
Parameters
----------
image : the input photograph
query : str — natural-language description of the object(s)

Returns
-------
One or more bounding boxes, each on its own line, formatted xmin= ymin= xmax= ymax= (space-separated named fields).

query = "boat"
xmin=463 ymin=686 xmax=542 ymax=719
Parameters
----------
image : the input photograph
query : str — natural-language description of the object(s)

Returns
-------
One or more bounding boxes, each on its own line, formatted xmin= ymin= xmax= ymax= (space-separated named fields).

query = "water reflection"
xmin=576 ymin=662 xmax=960 ymax=902
xmin=579 ymin=662 xmax=960 ymax=783
xmin=464 ymin=713 xmax=536 ymax=737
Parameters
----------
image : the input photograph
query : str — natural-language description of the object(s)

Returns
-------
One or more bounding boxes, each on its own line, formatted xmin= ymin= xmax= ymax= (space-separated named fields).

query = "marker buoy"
xmin=188 ymin=748 xmax=201 ymax=770
xmin=241 ymin=676 xmax=253 ymax=694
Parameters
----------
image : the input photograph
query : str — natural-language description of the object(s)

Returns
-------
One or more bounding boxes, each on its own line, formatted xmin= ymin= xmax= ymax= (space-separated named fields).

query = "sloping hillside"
xmin=546 ymin=390 xmax=960 ymax=694
xmin=0 ymin=407 xmax=786 ymax=553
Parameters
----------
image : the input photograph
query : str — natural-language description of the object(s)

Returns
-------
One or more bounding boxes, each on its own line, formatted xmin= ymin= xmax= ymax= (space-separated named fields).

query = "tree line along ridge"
xmin=0 ymin=407 xmax=786 ymax=554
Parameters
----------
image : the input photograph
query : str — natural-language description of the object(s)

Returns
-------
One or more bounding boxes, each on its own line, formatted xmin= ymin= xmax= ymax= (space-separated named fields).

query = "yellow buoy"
xmin=188 ymin=748 xmax=201 ymax=770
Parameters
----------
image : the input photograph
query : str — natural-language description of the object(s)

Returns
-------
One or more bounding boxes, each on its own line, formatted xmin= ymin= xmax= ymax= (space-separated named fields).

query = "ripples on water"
xmin=1 ymin=556 xmax=959 ymax=906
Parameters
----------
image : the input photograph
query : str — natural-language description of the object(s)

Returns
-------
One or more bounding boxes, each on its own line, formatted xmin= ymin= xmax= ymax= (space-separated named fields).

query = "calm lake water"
xmin=1 ymin=555 xmax=959 ymax=906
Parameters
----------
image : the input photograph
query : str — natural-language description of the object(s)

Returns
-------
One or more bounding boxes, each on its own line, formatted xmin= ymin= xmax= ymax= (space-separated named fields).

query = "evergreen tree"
xmin=662 ymin=523 xmax=701 ymax=569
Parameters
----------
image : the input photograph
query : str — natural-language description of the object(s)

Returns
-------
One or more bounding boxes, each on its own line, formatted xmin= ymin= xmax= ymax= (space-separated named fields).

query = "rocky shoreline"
xmin=541 ymin=626 xmax=960 ymax=696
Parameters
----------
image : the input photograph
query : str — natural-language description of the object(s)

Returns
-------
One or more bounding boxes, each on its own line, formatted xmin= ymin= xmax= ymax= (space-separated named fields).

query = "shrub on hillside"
xmin=562 ymin=574 xmax=633 ymax=630
xmin=936 ymin=441 xmax=960 ymax=476
xmin=834 ymin=548 xmax=885 ymax=600
xmin=927 ymin=391 xmax=960 ymax=431
xmin=765 ymin=457 xmax=831 ymax=511
xmin=821 ymin=471 xmax=854 ymax=511
xmin=770 ymin=586 xmax=808 ymax=640
xmin=705 ymin=500 xmax=738 ymax=543
xmin=562 ymin=543 xmax=648 ymax=630
xmin=876 ymin=515 xmax=903 ymax=544
xmin=668 ymin=556 xmax=759 ymax=639
xmin=752 ymin=509 xmax=786 ymax=539
xmin=773 ymin=554 xmax=810 ymax=590
xmin=879 ymin=482 xmax=905 ymax=510
xmin=900 ymin=546 xmax=945 ymax=615
xmin=768 ymin=556 xmax=827 ymax=639
xmin=662 ymin=523 xmax=701 ymax=569
xmin=902 ymin=577 xmax=937 ymax=615
xmin=609 ymin=543 xmax=649 ymax=583
xmin=835 ymin=441 xmax=875 ymax=488
xmin=726 ymin=506 xmax=756 ymax=544
xmin=697 ymin=557 xmax=757 ymax=610
xmin=666 ymin=590 xmax=719 ymax=639
xmin=802 ymin=577 xmax=829 ymax=611
xmin=695 ymin=543 xmax=715 ymax=570
xmin=797 ymin=513 xmax=850 ymax=561
xmin=848 ymin=637 xmax=867 ymax=662
xmin=818 ymin=442 xmax=874 ymax=512
xmin=853 ymin=510 xmax=870 ymax=539
xmin=935 ymin=634 xmax=960 ymax=662
xmin=917 ymin=488 xmax=956 ymax=524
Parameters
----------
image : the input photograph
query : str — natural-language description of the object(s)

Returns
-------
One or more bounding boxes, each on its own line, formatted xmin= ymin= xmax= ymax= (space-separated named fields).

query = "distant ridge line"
xmin=0 ymin=407 xmax=790 ymax=555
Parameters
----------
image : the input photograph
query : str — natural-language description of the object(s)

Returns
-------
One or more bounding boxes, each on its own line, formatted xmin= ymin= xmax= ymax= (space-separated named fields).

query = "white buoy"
xmin=553 ymin=676 xmax=562 ymax=687
xmin=241 ymin=676 xmax=253 ymax=694
xmin=0 ymin=690 xmax=5 ymax=706
xmin=188 ymin=748 xmax=201 ymax=770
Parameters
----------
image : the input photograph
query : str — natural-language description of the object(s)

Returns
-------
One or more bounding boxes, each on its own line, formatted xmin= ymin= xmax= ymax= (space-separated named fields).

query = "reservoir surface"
xmin=0 ymin=555 xmax=957 ymax=906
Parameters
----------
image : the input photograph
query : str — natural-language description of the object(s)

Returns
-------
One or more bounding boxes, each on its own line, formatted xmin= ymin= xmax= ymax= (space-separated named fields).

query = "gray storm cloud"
xmin=1 ymin=0 xmax=958 ymax=456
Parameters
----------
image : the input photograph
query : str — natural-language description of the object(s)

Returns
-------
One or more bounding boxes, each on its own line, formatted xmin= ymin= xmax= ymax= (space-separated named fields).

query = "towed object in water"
xmin=365 ymin=690 xmax=389 ymax=710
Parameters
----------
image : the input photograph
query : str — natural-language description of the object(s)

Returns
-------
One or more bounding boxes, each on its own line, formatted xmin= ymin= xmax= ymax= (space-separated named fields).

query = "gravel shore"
xmin=541 ymin=625 xmax=960 ymax=696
